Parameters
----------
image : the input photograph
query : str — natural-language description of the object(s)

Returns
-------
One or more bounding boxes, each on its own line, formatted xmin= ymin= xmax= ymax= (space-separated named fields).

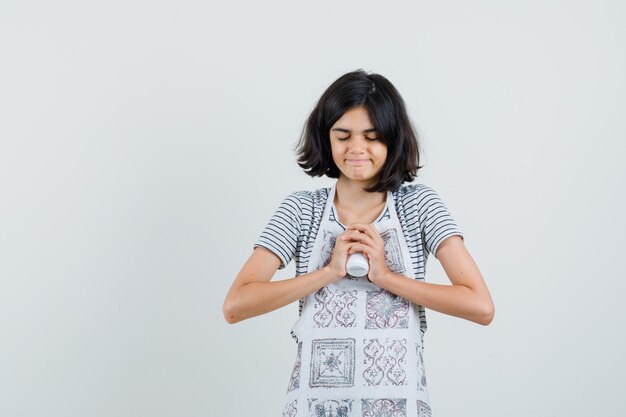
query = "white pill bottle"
xmin=345 ymin=252 xmax=369 ymax=277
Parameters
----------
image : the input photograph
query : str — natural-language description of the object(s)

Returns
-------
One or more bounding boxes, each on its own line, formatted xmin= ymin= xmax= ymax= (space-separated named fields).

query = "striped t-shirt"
xmin=253 ymin=182 xmax=464 ymax=336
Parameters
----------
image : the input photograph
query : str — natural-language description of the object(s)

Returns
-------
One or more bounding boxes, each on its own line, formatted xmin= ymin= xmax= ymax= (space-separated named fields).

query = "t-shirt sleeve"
xmin=253 ymin=192 xmax=302 ymax=270
xmin=416 ymin=185 xmax=464 ymax=259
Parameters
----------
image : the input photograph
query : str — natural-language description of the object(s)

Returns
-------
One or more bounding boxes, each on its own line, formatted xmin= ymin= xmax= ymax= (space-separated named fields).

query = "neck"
xmin=334 ymin=176 xmax=386 ymax=210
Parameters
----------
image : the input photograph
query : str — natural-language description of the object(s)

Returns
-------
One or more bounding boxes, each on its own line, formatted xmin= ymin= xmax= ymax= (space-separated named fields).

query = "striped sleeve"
xmin=253 ymin=192 xmax=302 ymax=270
xmin=416 ymin=185 xmax=464 ymax=259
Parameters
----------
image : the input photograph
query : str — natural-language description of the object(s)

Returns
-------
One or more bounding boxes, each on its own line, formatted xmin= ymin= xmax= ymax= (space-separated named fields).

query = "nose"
xmin=348 ymin=135 xmax=368 ymax=152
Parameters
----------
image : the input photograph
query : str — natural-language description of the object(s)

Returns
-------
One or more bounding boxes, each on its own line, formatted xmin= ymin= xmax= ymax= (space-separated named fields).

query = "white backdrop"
xmin=1 ymin=1 xmax=625 ymax=416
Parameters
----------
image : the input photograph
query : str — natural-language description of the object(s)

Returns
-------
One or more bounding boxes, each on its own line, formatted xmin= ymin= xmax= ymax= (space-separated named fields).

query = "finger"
xmin=346 ymin=223 xmax=369 ymax=231
xmin=345 ymin=229 xmax=381 ymax=247
xmin=343 ymin=226 xmax=371 ymax=240
xmin=348 ymin=242 xmax=374 ymax=256
xmin=342 ymin=231 xmax=378 ymax=249
xmin=340 ymin=229 xmax=367 ymax=241
xmin=347 ymin=223 xmax=381 ymax=241
xmin=354 ymin=233 xmax=377 ymax=249
xmin=334 ymin=237 xmax=353 ymax=251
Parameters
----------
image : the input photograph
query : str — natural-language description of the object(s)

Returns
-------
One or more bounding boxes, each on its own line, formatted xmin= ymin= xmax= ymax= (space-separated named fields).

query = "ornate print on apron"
xmin=282 ymin=184 xmax=432 ymax=417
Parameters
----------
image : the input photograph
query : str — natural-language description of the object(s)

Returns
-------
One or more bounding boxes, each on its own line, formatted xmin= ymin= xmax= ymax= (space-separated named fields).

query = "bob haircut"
xmin=295 ymin=69 xmax=422 ymax=193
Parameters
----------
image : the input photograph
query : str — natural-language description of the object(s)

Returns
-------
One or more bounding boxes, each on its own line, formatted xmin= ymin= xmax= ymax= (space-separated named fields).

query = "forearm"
xmin=225 ymin=266 xmax=338 ymax=324
xmin=377 ymin=271 xmax=493 ymax=325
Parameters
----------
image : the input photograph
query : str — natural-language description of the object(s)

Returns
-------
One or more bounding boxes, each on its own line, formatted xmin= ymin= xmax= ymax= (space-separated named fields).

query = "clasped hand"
xmin=326 ymin=223 xmax=390 ymax=284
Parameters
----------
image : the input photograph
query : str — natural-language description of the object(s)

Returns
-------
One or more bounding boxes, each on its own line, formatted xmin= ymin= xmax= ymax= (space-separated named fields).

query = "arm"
xmin=344 ymin=225 xmax=495 ymax=326
xmin=223 ymin=239 xmax=353 ymax=324
xmin=223 ymin=247 xmax=332 ymax=324
xmin=378 ymin=236 xmax=494 ymax=325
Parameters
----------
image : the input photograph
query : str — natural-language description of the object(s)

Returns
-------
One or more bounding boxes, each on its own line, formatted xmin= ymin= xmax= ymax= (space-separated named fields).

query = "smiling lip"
xmin=346 ymin=159 xmax=369 ymax=165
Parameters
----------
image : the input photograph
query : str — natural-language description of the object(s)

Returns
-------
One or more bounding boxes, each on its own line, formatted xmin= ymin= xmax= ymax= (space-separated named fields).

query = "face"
xmin=329 ymin=106 xmax=387 ymax=187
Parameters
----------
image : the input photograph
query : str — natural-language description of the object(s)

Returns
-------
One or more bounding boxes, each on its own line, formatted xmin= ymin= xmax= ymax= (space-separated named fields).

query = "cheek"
xmin=378 ymin=147 xmax=388 ymax=162
xmin=330 ymin=146 xmax=344 ymax=164
xmin=332 ymin=143 xmax=346 ymax=156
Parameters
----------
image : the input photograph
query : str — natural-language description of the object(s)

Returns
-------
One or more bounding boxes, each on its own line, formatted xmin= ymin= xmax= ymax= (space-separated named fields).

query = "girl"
xmin=223 ymin=69 xmax=494 ymax=417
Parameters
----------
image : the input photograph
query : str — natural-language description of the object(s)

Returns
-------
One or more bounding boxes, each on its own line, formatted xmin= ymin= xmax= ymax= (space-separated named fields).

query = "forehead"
xmin=332 ymin=106 xmax=375 ymax=129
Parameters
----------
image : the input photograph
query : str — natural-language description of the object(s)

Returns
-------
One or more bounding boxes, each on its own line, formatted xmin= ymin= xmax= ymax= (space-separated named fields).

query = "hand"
xmin=341 ymin=223 xmax=390 ymax=284
xmin=324 ymin=229 xmax=354 ymax=282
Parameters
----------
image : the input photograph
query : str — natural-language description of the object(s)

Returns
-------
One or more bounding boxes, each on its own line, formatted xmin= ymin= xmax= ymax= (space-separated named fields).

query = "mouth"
xmin=346 ymin=159 xmax=369 ymax=166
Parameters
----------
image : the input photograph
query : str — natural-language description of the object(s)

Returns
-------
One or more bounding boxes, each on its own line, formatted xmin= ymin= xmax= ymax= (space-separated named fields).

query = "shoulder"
xmin=393 ymin=182 xmax=434 ymax=206
xmin=275 ymin=187 xmax=331 ymax=222
xmin=285 ymin=187 xmax=331 ymax=208
xmin=394 ymin=182 xmax=429 ymax=198
xmin=394 ymin=183 xmax=453 ymax=219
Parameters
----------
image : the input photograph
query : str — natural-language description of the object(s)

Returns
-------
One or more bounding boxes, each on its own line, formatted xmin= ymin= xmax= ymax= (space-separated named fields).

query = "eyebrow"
xmin=331 ymin=128 xmax=378 ymax=133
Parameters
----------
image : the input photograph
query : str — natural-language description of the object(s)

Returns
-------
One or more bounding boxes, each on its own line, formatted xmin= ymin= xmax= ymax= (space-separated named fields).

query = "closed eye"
xmin=336 ymin=136 xmax=379 ymax=141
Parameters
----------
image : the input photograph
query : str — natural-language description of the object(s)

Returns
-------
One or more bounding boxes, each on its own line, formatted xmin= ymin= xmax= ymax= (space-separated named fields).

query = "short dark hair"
xmin=295 ymin=69 xmax=423 ymax=192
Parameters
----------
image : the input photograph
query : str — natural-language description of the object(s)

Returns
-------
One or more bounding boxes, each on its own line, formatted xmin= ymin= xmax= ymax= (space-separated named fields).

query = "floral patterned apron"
xmin=282 ymin=183 xmax=432 ymax=417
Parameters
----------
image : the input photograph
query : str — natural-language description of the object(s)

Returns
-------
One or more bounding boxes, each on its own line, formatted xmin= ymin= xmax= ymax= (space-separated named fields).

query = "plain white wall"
xmin=1 ymin=1 xmax=624 ymax=416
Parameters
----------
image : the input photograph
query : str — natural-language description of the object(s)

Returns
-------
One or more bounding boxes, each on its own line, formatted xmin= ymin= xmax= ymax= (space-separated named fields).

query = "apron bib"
xmin=283 ymin=183 xmax=432 ymax=417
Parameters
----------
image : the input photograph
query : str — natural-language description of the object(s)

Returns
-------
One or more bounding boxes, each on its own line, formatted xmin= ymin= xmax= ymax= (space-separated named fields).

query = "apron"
xmin=283 ymin=183 xmax=432 ymax=417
